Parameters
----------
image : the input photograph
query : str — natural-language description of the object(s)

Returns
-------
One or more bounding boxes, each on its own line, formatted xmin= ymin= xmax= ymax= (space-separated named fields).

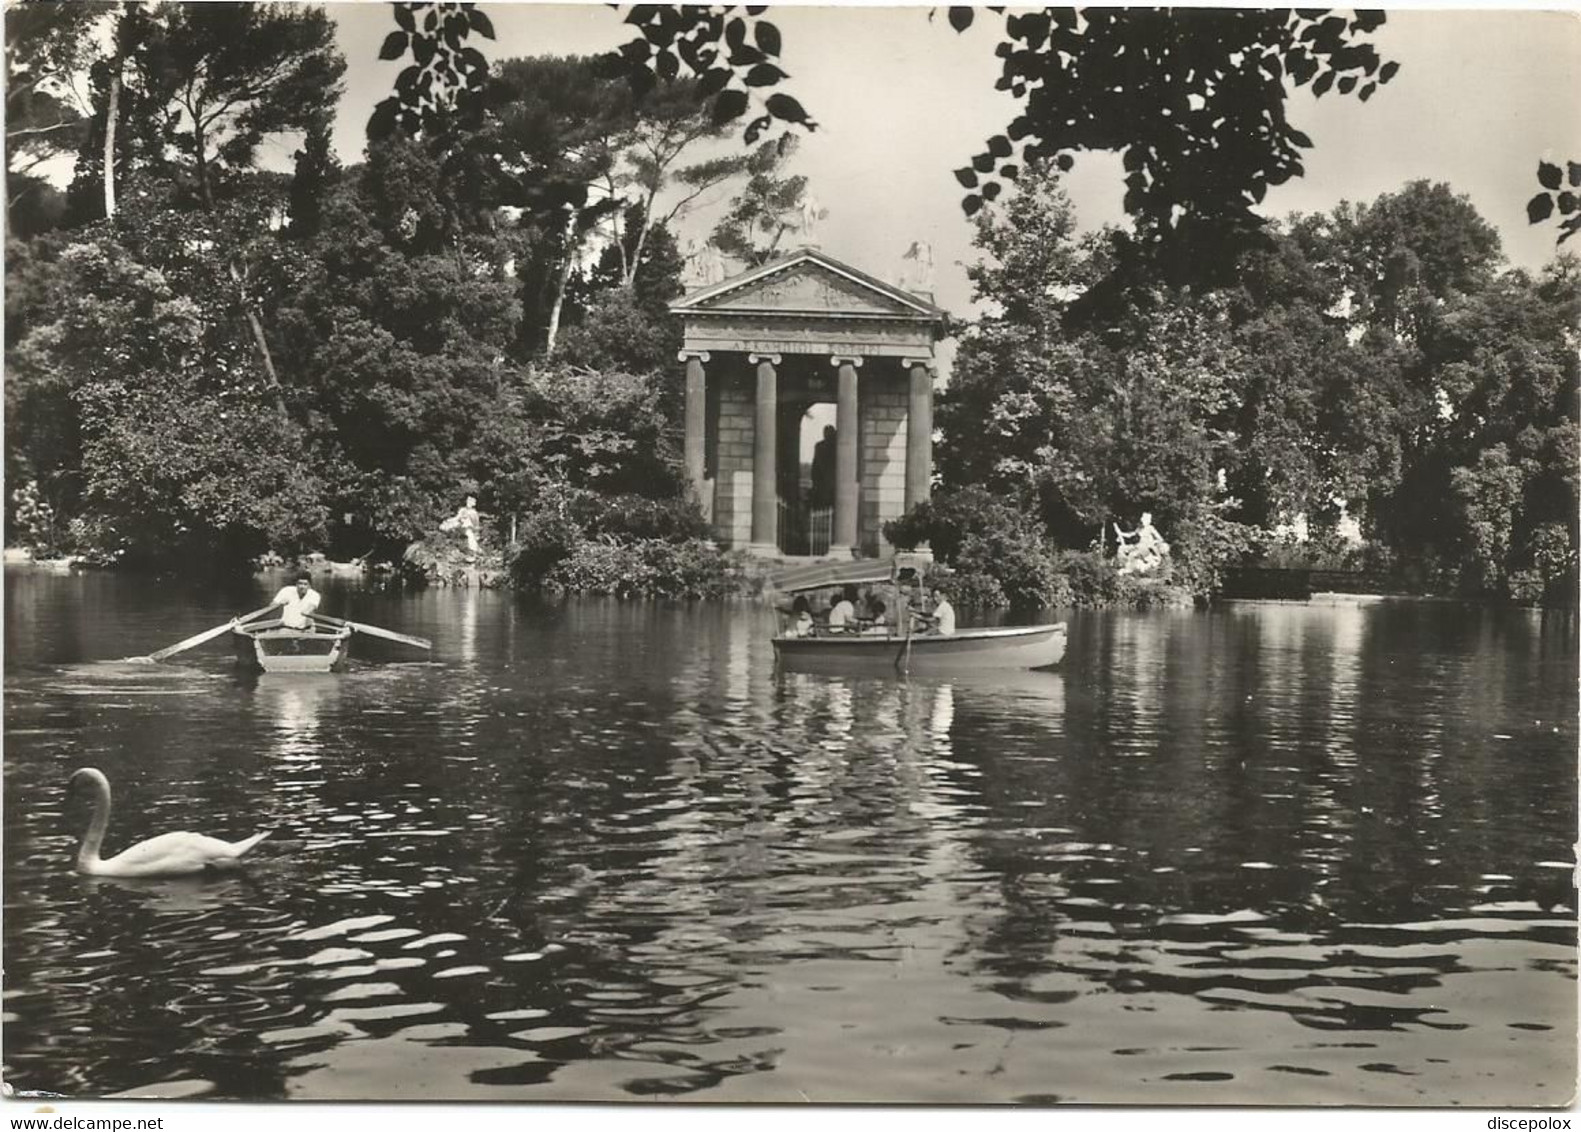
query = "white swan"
xmin=69 ymin=767 xmax=271 ymax=877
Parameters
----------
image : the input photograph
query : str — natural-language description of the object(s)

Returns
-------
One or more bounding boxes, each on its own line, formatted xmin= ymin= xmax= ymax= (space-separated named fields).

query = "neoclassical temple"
xmin=671 ymin=247 xmax=948 ymax=559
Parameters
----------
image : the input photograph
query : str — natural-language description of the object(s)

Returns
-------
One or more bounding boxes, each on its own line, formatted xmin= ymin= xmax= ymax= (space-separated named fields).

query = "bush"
xmin=547 ymin=537 xmax=747 ymax=599
xmin=567 ymin=492 xmax=710 ymax=543
xmin=887 ymin=487 xmax=1065 ymax=610
xmin=1167 ymin=511 xmax=1264 ymax=597
xmin=509 ymin=505 xmax=583 ymax=588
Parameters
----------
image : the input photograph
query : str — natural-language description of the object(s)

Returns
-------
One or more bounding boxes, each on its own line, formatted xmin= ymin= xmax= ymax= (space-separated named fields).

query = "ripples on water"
xmin=3 ymin=571 xmax=1575 ymax=1103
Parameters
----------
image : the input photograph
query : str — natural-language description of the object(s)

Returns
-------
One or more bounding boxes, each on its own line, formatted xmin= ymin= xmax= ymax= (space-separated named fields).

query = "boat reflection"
xmin=248 ymin=673 xmax=343 ymax=763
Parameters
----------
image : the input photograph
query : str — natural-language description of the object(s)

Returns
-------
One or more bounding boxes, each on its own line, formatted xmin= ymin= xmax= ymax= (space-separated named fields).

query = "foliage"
xmin=4 ymin=0 xmax=107 ymax=195
xmin=9 ymin=480 xmax=64 ymax=558
xmin=710 ymin=136 xmax=814 ymax=267
xmin=1164 ymin=510 xmax=1264 ymax=599
xmin=1527 ymin=159 xmax=1581 ymax=244
xmin=945 ymin=9 xmax=1394 ymax=229
xmin=9 ymin=222 xmax=327 ymax=564
xmin=602 ymin=7 xmax=811 ymax=142
xmin=137 ymin=3 xmax=345 ymax=205
xmin=608 ymin=5 xmax=1394 ymax=253
xmin=565 ymin=491 xmax=711 ymax=543
xmin=885 ymin=487 xmax=1064 ymax=610
xmin=547 ymin=536 xmax=747 ymax=599
xmin=368 ymin=1 xmax=495 ymax=141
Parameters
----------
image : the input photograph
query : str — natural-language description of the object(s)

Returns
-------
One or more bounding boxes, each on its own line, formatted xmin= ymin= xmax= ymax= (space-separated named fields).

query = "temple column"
xmin=748 ymin=353 xmax=780 ymax=555
xmin=903 ymin=357 xmax=935 ymax=561
xmin=904 ymin=358 xmax=934 ymax=512
xmin=830 ymin=356 xmax=862 ymax=558
xmin=679 ymin=350 xmax=710 ymax=508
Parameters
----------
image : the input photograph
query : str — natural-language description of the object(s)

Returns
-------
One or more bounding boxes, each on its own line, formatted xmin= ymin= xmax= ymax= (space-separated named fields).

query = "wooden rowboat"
xmin=770 ymin=554 xmax=1068 ymax=673
xmin=773 ymin=622 xmax=1067 ymax=674
xmin=233 ymin=615 xmax=352 ymax=673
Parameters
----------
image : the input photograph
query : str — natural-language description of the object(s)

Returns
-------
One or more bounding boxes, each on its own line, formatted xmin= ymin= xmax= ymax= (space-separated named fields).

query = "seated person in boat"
xmin=827 ymin=586 xmax=858 ymax=632
xmin=270 ymin=573 xmax=322 ymax=630
xmin=861 ymin=599 xmax=892 ymax=636
xmin=784 ymin=596 xmax=815 ymax=638
xmin=921 ymin=586 xmax=957 ymax=636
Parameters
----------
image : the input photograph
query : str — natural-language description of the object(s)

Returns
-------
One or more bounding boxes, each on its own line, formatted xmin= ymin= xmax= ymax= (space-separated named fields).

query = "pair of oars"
xmin=148 ymin=606 xmax=431 ymax=661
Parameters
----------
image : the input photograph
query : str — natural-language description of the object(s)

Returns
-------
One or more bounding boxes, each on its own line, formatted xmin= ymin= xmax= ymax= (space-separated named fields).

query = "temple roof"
xmin=670 ymin=246 xmax=947 ymax=325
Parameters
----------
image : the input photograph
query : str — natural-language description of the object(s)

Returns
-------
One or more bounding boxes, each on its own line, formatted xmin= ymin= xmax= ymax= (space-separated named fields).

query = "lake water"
xmin=3 ymin=568 xmax=1575 ymax=1104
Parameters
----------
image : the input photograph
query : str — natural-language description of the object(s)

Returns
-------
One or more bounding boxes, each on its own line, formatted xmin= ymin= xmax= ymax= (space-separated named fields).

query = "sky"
xmin=312 ymin=2 xmax=1581 ymax=318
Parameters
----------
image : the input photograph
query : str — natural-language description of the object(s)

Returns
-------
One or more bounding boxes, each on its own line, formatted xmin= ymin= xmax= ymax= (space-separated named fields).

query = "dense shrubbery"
xmin=564 ymin=491 xmax=711 ymax=543
xmin=505 ymin=486 xmax=744 ymax=599
xmin=547 ymin=537 xmax=747 ymax=599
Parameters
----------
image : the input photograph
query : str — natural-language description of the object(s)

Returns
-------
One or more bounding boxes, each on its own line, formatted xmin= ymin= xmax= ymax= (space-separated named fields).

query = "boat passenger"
xmin=270 ymin=573 xmax=322 ymax=631
xmin=928 ymin=587 xmax=957 ymax=636
xmin=786 ymin=596 xmax=815 ymax=638
xmin=862 ymin=599 xmax=891 ymax=636
xmin=827 ymin=586 xmax=857 ymax=632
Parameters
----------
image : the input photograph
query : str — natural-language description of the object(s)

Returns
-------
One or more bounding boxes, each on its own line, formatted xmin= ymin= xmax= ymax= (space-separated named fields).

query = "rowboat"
xmin=770 ymin=555 xmax=1068 ymax=673
xmin=233 ymin=615 xmax=353 ymax=673
xmin=773 ymin=622 xmax=1067 ymax=674
xmin=148 ymin=604 xmax=432 ymax=673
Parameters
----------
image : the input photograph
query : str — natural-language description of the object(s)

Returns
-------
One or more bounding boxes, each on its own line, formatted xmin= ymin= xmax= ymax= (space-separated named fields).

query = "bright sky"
xmin=317 ymin=2 xmax=1581 ymax=318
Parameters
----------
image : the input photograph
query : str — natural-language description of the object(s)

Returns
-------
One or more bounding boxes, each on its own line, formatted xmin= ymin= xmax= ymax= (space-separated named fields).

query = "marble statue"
xmin=1114 ymin=512 xmax=1170 ymax=577
xmin=900 ymin=239 xmax=936 ymax=291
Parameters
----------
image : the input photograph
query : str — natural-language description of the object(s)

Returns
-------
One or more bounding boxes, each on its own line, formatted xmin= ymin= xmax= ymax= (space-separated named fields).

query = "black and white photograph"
xmin=2 ymin=0 xmax=1577 ymax=1116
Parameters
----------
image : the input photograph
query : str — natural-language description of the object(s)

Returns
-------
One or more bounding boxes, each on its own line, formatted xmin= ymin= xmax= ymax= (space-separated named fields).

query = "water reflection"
xmin=3 ymin=573 xmax=1575 ymax=1104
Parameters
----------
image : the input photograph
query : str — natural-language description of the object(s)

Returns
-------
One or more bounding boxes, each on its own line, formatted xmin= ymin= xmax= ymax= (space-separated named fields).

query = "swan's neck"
xmin=78 ymin=778 xmax=111 ymax=871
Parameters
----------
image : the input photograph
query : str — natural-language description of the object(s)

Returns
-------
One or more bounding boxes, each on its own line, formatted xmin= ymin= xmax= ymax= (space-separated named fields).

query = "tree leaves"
xmin=745 ymin=62 xmax=787 ymax=87
xmin=712 ymin=87 xmax=748 ymax=125
xmin=754 ymin=20 xmax=781 ymax=57
xmin=949 ymin=8 xmax=1398 ymax=229
xmin=467 ymin=8 xmax=495 ymax=39
xmin=379 ymin=30 xmax=409 ymax=60
xmin=605 ymin=6 xmax=812 ymax=147
xmin=948 ymin=7 xmax=976 ymax=33
xmin=367 ymin=1 xmax=492 ymax=140
xmin=765 ymin=92 xmax=809 ymax=125
xmin=1529 ymin=159 xmax=1581 ymax=242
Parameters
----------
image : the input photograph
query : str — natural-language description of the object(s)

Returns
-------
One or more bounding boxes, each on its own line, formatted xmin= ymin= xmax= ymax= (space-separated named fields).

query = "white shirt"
xmin=932 ymin=599 xmax=956 ymax=636
xmin=272 ymin=584 xmax=322 ymax=629
xmin=828 ymin=599 xmax=855 ymax=629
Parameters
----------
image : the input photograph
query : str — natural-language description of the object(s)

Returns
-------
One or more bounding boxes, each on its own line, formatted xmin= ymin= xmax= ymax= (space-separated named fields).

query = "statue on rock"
xmin=1114 ymin=512 xmax=1170 ymax=577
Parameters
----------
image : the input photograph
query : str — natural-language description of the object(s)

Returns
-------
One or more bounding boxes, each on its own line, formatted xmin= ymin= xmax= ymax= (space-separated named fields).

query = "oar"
xmin=308 ymin=612 xmax=431 ymax=650
xmin=349 ymin=621 xmax=431 ymax=650
xmin=149 ymin=604 xmax=277 ymax=661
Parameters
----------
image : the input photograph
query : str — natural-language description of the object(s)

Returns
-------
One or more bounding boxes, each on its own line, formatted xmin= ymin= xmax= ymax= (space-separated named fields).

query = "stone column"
xmin=903 ymin=357 xmax=934 ymax=512
xmin=830 ymin=356 xmax=862 ymax=558
xmin=679 ymin=350 xmax=710 ymax=507
xmin=748 ymin=353 xmax=780 ymax=555
xmin=903 ymin=357 xmax=935 ymax=561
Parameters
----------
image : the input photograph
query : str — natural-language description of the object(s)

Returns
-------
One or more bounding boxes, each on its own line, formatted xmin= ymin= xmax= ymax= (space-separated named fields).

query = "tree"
xmin=710 ymin=136 xmax=817 ymax=267
xmin=939 ymin=163 xmax=1246 ymax=545
xmin=8 ymin=209 xmax=328 ymax=564
xmin=287 ymin=116 xmax=339 ymax=239
xmin=598 ymin=78 xmax=748 ymax=288
xmin=133 ymin=3 xmax=345 ymax=208
xmin=4 ymin=0 xmax=110 ymax=225
xmin=489 ymin=55 xmax=641 ymax=355
xmin=270 ymin=137 xmax=527 ymax=550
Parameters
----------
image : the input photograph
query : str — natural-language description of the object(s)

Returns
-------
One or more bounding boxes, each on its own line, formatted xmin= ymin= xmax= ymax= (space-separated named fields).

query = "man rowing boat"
xmin=269 ymin=573 xmax=322 ymax=630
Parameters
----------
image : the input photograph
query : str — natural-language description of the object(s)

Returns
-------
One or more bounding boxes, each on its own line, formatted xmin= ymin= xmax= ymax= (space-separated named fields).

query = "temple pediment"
xmin=672 ymin=247 xmax=945 ymax=323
